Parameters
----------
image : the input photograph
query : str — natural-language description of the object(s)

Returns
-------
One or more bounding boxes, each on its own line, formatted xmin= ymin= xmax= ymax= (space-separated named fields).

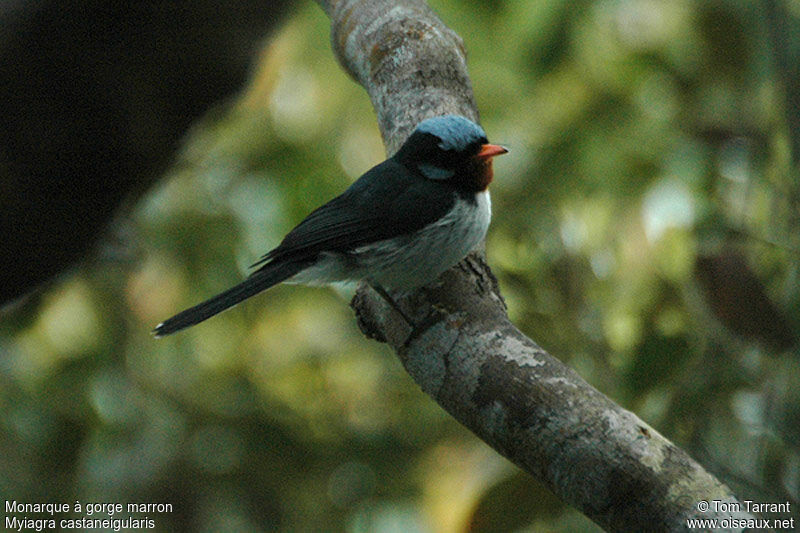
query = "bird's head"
xmin=395 ymin=115 xmax=508 ymax=191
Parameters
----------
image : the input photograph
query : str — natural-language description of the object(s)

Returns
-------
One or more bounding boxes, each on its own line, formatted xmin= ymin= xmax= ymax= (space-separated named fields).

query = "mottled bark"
xmin=316 ymin=0 xmax=756 ymax=530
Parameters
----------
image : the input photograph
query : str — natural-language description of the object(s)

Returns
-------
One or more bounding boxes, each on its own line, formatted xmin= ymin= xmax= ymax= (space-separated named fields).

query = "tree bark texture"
xmin=316 ymin=0 xmax=757 ymax=530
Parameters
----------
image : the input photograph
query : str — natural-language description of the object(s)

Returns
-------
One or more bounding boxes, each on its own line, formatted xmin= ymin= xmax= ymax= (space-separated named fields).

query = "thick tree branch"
xmin=316 ymin=0 xmax=756 ymax=530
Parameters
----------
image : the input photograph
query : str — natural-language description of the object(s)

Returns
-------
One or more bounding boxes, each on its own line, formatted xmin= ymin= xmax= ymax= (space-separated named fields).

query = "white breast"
xmin=351 ymin=190 xmax=491 ymax=290
xmin=289 ymin=191 xmax=491 ymax=290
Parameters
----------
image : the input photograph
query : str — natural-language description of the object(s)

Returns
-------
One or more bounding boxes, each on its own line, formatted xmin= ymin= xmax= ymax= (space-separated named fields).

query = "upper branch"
xmin=322 ymin=0 xmax=477 ymax=154
xmin=316 ymin=0 xmax=756 ymax=530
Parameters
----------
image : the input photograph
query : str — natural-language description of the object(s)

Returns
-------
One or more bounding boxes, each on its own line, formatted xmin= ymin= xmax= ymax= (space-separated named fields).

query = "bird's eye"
xmin=471 ymin=139 xmax=487 ymax=155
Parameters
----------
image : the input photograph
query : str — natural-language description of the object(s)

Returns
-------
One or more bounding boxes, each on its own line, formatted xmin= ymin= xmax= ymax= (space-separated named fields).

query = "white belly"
xmin=290 ymin=191 xmax=491 ymax=290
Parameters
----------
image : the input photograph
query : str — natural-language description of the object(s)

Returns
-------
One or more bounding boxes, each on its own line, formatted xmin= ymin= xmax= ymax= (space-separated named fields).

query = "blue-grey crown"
xmin=415 ymin=115 xmax=486 ymax=152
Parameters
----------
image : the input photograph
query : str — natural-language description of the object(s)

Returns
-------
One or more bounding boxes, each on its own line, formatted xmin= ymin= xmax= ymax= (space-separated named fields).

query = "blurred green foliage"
xmin=2 ymin=0 xmax=799 ymax=531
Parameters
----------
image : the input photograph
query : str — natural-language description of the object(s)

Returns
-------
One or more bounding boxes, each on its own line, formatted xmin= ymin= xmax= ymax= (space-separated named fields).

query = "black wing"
xmin=253 ymin=159 xmax=456 ymax=268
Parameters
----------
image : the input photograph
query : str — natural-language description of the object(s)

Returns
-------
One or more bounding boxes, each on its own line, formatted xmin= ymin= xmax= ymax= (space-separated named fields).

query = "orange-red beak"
xmin=476 ymin=144 xmax=509 ymax=159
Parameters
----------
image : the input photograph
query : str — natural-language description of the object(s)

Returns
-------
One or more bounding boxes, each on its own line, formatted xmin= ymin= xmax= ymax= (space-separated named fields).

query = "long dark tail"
xmin=153 ymin=261 xmax=302 ymax=337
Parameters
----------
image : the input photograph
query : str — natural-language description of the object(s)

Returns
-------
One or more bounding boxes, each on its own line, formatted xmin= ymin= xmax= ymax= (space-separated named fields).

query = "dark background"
xmin=1 ymin=1 xmax=798 ymax=531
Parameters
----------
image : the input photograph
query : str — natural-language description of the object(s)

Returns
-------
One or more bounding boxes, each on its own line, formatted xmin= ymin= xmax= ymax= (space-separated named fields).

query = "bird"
xmin=153 ymin=114 xmax=508 ymax=337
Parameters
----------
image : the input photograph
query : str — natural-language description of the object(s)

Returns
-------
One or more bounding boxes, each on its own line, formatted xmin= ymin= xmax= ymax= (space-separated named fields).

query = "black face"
xmin=394 ymin=130 xmax=488 ymax=185
xmin=412 ymin=131 xmax=486 ymax=167
xmin=391 ymin=115 xmax=502 ymax=193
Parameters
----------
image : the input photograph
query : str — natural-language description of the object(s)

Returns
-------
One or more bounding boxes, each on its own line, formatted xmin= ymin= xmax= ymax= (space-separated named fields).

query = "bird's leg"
xmin=371 ymin=284 xmax=414 ymax=326
xmin=369 ymin=284 xmax=449 ymax=348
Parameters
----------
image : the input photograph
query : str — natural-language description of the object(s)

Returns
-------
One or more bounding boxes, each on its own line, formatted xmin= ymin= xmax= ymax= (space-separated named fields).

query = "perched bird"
xmin=154 ymin=115 xmax=507 ymax=337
